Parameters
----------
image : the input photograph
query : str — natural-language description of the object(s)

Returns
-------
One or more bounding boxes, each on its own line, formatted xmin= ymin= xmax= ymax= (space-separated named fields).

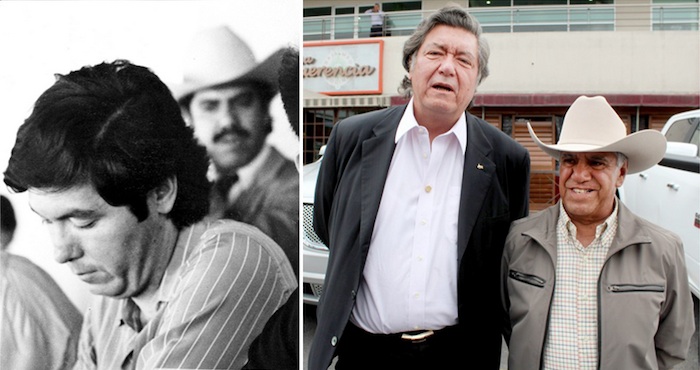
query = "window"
xmin=469 ymin=0 xmax=614 ymax=32
xmin=334 ymin=7 xmax=356 ymax=40
xmin=303 ymin=108 xmax=376 ymax=164
xmin=470 ymin=0 xmax=512 ymax=7
xmin=382 ymin=1 xmax=421 ymax=11
xmin=653 ymin=0 xmax=698 ymax=3
xmin=303 ymin=109 xmax=335 ymax=164
xmin=514 ymin=7 xmax=568 ymax=32
xmin=569 ymin=7 xmax=614 ymax=31
xmin=570 ymin=0 xmax=613 ymax=4
xmin=653 ymin=6 xmax=699 ymax=30
xmin=652 ymin=0 xmax=699 ymax=30
xmin=665 ymin=117 xmax=700 ymax=144
xmin=514 ymin=0 xmax=567 ymax=5
xmin=304 ymin=7 xmax=332 ymax=41
xmin=304 ymin=7 xmax=331 ymax=17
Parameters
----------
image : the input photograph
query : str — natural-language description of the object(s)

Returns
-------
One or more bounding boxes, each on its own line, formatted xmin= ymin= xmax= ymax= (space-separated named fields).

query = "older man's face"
xmin=187 ymin=84 xmax=271 ymax=175
xmin=559 ymin=152 xmax=627 ymax=226
xmin=409 ymin=24 xmax=480 ymax=127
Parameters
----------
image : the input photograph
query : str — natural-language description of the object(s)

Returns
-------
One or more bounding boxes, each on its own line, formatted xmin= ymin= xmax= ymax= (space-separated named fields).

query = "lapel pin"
xmin=476 ymin=163 xmax=484 ymax=170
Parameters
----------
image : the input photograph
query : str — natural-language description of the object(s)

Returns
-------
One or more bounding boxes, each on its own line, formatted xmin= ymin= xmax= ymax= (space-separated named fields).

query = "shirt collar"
xmin=117 ymin=225 xmax=191 ymax=330
xmin=558 ymin=198 xmax=619 ymax=242
xmin=156 ymin=226 xmax=190 ymax=303
xmin=234 ymin=144 xmax=271 ymax=191
xmin=396 ymin=97 xmax=467 ymax=155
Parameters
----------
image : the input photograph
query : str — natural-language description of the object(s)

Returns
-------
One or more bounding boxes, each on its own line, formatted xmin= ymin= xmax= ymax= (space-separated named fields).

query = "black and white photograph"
xmin=0 ymin=1 xmax=300 ymax=369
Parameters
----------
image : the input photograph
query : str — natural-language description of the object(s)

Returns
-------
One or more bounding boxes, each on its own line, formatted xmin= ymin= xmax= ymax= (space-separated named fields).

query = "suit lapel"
xmin=359 ymin=106 xmax=405 ymax=252
xmin=457 ymin=115 xmax=495 ymax=262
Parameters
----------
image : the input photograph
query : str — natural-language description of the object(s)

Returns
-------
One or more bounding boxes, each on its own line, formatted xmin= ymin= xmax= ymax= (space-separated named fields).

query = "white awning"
xmin=303 ymin=93 xmax=393 ymax=108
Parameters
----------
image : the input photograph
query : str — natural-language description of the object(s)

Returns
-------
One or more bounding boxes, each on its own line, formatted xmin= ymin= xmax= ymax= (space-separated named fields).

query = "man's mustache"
xmin=213 ymin=126 xmax=250 ymax=143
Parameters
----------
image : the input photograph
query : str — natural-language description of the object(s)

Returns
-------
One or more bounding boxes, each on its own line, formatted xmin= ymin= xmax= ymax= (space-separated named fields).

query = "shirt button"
xmin=425 ymin=185 xmax=432 ymax=193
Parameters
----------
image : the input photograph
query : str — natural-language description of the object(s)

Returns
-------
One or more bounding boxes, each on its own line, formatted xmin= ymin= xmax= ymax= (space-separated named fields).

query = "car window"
xmin=690 ymin=124 xmax=700 ymax=158
xmin=665 ymin=117 xmax=698 ymax=143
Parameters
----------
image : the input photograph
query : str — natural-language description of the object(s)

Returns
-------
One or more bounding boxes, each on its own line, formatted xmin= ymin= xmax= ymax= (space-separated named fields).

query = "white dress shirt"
xmin=365 ymin=8 xmax=385 ymax=25
xmin=352 ymin=99 xmax=466 ymax=334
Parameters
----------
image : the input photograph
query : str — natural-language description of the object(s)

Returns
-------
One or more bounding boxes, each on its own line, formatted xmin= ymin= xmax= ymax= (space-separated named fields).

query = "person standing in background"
xmin=365 ymin=3 xmax=386 ymax=37
xmin=172 ymin=26 xmax=299 ymax=277
xmin=1 ymin=194 xmax=83 ymax=370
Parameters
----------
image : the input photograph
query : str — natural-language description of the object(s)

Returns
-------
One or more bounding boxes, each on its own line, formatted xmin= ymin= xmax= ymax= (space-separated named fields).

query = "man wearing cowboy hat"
xmin=501 ymin=95 xmax=695 ymax=369
xmin=172 ymin=26 xmax=299 ymax=277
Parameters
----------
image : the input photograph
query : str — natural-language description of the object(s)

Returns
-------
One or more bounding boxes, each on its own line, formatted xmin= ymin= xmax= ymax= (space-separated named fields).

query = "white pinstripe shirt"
xmin=73 ymin=220 xmax=297 ymax=370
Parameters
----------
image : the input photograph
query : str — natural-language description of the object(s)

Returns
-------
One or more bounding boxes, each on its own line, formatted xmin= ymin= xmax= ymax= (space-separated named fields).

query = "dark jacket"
xmin=309 ymin=105 xmax=531 ymax=370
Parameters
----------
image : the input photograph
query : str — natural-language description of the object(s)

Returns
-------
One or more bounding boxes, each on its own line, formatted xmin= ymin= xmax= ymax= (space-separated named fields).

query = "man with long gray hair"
xmin=308 ymin=5 xmax=530 ymax=369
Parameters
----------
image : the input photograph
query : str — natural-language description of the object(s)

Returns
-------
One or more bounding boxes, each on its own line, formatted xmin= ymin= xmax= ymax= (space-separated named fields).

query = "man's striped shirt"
xmin=74 ymin=220 xmax=297 ymax=369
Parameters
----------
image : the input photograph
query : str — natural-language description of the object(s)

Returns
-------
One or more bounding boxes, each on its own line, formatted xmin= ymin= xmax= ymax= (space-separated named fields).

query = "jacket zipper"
xmin=509 ymin=270 xmax=546 ymax=288
xmin=607 ymin=284 xmax=665 ymax=293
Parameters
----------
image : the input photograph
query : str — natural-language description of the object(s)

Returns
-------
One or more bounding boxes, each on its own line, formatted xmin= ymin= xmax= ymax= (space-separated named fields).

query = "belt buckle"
xmin=400 ymin=330 xmax=434 ymax=343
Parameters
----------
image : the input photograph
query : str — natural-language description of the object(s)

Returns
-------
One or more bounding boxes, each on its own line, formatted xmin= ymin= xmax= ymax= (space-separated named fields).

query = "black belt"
xmin=345 ymin=321 xmax=459 ymax=346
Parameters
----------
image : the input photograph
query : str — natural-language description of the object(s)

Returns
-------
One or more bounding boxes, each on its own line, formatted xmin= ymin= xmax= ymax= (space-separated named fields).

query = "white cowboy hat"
xmin=528 ymin=95 xmax=666 ymax=174
xmin=171 ymin=25 xmax=283 ymax=103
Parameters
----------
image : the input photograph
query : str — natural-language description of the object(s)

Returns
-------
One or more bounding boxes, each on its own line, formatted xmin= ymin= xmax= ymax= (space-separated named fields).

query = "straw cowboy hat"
xmin=528 ymin=95 xmax=666 ymax=174
xmin=172 ymin=25 xmax=284 ymax=103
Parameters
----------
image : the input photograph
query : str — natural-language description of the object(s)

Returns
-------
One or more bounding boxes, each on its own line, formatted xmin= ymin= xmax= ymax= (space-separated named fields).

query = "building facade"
xmin=303 ymin=0 xmax=700 ymax=209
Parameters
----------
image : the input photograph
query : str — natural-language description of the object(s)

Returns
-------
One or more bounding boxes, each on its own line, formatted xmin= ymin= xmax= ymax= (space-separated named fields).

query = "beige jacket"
xmin=502 ymin=202 xmax=695 ymax=370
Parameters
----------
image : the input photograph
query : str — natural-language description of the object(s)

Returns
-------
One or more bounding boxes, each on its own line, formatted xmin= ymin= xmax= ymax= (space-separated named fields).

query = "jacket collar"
xmin=359 ymin=105 xmax=406 ymax=252
xmin=607 ymin=201 xmax=652 ymax=257
xmin=456 ymin=113 xmax=496 ymax=261
xmin=522 ymin=200 xmax=653 ymax=261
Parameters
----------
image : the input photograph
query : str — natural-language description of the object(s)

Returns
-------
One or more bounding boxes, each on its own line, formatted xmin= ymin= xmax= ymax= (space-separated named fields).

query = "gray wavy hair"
xmin=398 ymin=4 xmax=490 ymax=98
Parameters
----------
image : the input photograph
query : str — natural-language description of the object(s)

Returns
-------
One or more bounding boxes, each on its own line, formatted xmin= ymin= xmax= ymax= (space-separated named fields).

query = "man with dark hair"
xmin=172 ymin=26 xmax=299 ymax=277
xmin=3 ymin=60 xmax=296 ymax=369
xmin=308 ymin=5 xmax=530 ymax=369
xmin=279 ymin=46 xmax=300 ymax=138
xmin=0 ymin=195 xmax=16 ymax=248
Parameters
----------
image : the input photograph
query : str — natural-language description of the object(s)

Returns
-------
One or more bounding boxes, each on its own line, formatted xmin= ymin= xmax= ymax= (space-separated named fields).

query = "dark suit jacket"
xmin=244 ymin=288 xmax=298 ymax=370
xmin=308 ymin=105 xmax=530 ymax=370
xmin=212 ymin=147 xmax=300 ymax=277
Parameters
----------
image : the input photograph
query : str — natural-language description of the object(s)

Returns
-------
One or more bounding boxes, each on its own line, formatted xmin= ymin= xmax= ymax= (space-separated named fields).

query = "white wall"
xmin=481 ymin=31 xmax=700 ymax=95
xmin=0 ymin=0 xmax=301 ymax=313
xmin=377 ymin=31 xmax=700 ymax=97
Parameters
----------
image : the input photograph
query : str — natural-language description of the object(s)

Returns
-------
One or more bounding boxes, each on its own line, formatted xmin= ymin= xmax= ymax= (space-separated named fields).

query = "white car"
xmin=620 ymin=109 xmax=700 ymax=298
xmin=302 ymin=146 xmax=328 ymax=305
